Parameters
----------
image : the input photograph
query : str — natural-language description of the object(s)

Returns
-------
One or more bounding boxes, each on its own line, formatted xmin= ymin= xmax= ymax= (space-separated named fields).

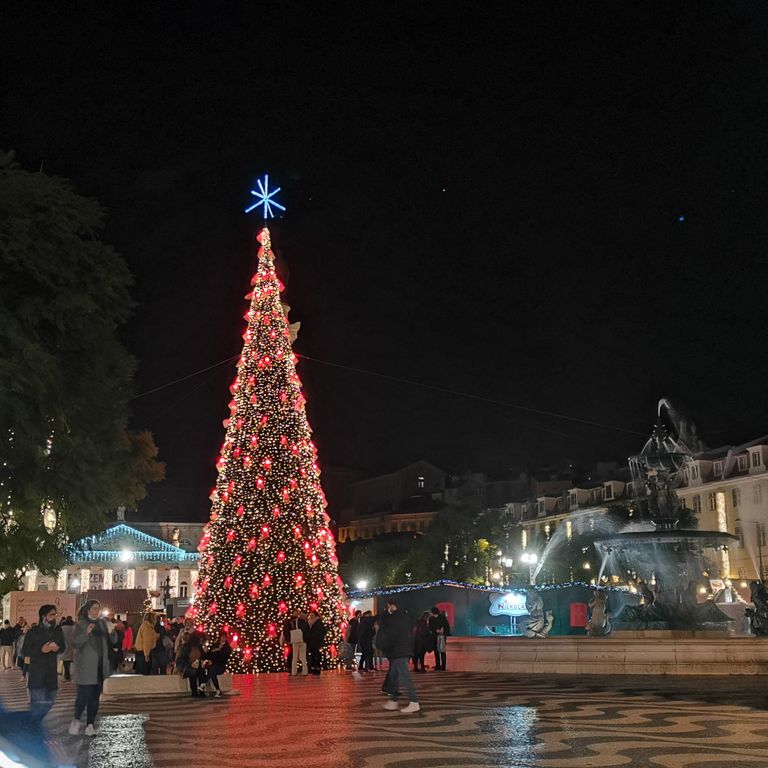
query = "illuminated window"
xmin=566 ymin=520 xmax=573 ymax=541
xmin=708 ymin=493 xmax=716 ymax=511
xmin=521 ymin=529 xmax=528 ymax=549
xmin=417 ymin=476 xmax=425 ymax=489
xmin=179 ymin=581 xmax=189 ymax=598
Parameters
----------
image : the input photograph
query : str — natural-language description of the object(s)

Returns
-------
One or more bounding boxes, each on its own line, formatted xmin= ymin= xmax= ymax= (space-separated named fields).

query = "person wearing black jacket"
xmin=429 ymin=606 xmax=451 ymax=671
xmin=25 ymin=605 xmax=65 ymax=725
xmin=357 ymin=611 xmax=376 ymax=672
xmin=306 ymin=611 xmax=326 ymax=675
xmin=0 ymin=620 xmax=14 ymax=669
xmin=379 ymin=599 xmax=420 ymax=714
xmin=204 ymin=631 xmax=231 ymax=697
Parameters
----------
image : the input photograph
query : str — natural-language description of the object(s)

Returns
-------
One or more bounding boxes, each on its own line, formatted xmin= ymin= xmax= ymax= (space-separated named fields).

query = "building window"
xmin=691 ymin=464 xmax=699 ymax=480
xmin=760 ymin=524 xmax=767 ymax=548
xmin=753 ymin=451 xmax=762 ymax=468
xmin=179 ymin=581 xmax=188 ymax=598
xmin=604 ymin=484 xmax=613 ymax=500
xmin=733 ymin=488 xmax=741 ymax=507
xmin=692 ymin=495 xmax=702 ymax=513
xmin=569 ymin=493 xmax=577 ymax=508
xmin=735 ymin=527 xmax=744 ymax=547
xmin=682 ymin=470 xmax=689 ymax=483
xmin=738 ymin=455 xmax=748 ymax=472
xmin=714 ymin=461 xmax=723 ymax=476
xmin=708 ymin=492 xmax=716 ymax=512
xmin=755 ymin=484 xmax=763 ymax=504
xmin=535 ymin=500 xmax=542 ymax=516
xmin=417 ymin=476 xmax=425 ymax=489
xmin=544 ymin=523 xmax=551 ymax=541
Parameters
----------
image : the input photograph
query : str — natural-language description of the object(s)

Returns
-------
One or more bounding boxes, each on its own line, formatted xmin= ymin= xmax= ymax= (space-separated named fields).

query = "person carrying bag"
xmin=288 ymin=611 xmax=309 ymax=676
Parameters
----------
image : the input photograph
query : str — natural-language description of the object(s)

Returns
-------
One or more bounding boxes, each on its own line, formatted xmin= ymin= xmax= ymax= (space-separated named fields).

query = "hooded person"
xmin=24 ymin=604 xmax=65 ymax=726
xmin=68 ymin=600 xmax=117 ymax=737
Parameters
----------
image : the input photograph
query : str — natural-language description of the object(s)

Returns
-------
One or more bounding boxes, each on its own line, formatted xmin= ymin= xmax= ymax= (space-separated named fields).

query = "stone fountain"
xmin=595 ymin=399 xmax=738 ymax=631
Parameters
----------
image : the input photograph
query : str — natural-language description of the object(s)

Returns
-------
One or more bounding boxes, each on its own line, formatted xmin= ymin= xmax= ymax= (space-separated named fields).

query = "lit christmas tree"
xmin=191 ymin=221 xmax=346 ymax=673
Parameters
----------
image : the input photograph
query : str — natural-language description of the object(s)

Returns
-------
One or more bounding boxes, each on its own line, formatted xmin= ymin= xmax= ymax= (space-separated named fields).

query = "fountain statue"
xmin=587 ymin=590 xmax=611 ymax=636
xmin=524 ymin=589 xmax=554 ymax=638
xmin=746 ymin=581 xmax=768 ymax=636
xmin=594 ymin=399 xmax=738 ymax=631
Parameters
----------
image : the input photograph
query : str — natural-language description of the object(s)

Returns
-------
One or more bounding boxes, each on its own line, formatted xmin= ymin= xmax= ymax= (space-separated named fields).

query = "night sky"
xmin=3 ymin=3 xmax=768 ymax=521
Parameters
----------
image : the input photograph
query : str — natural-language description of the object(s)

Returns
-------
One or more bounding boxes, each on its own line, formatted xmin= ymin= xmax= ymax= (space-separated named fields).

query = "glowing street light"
xmin=355 ymin=580 xmax=368 ymax=590
xmin=520 ymin=552 xmax=538 ymax=585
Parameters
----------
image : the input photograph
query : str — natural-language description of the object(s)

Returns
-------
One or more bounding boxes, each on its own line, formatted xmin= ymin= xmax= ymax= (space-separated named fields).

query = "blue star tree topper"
xmin=244 ymin=174 xmax=286 ymax=219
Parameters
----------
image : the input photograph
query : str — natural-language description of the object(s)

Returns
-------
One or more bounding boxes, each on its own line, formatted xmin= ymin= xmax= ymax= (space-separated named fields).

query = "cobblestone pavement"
xmin=3 ymin=668 xmax=768 ymax=767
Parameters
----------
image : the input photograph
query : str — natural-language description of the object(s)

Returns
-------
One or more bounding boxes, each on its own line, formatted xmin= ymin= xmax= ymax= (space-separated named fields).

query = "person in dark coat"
xmin=379 ymin=598 xmax=420 ymax=713
xmin=69 ymin=599 xmax=117 ymax=736
xmin=24 ymin=605 xmax=65 ymax=725
xmin=357 ymin=610 xmax=376 ymax=673
xmin=306 ymin=611 xmax=326 ymax=675
xmin=413 ymin=611 xmax=432 ymax=672
xmin=176 ymin=634 xmax=208 ymax=697
xmin=344 ymin=610 xmax=361 ymax=669
xmin=0 ymin=620 xmax=15 ymax=669
xmin=203 ymin=631 xmax=231 ymax=697
xmin=429 ymin=606 xmax=451 ymax=671
xmin=60 ymin=616 xmax=76 ymax=681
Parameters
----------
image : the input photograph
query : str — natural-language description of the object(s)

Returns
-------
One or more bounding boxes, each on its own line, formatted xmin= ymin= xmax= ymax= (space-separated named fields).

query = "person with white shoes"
xmin=378 ymin=598 xmax=420 ymax=714
xmin=68 ymin=600 xmax=116 ymax=737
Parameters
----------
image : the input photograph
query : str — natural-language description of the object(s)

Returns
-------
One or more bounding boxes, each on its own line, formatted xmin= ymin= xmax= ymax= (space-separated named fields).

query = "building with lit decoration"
xmin=5 ymin=517 xmax=202 ymax=618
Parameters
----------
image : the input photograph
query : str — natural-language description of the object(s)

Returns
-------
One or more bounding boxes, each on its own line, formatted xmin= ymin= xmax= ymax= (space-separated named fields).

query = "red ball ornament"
xmin=267 ymin=623 xmax=277 ymax=638
xmin=243 ymin=647 xmax=253 ymax=662
xmin=295 ymin=573 xmax=304 ymax=586
xmin=234 ymin=554 xmax=243 ymax=567
xmin=250 ymin=435 xmax=258 ymax=448
xmin=247 ymin=537 xmax=257 ymax=551
xmin=289 ymin=478 xmax=298 ymax=490
xmin=324 ymin=573 xmax=333 ymax=585
xmin=249 ymin=584 xmax=259 ymax=599
xmin=310 ymin=553 xmax=319 ymax=567
xmin=329 ymin=644 xmax=338 ymax=659
xmin=262 ymin=457 xmax=273 ymax=471
xmin=236 ymin=505 xmax=245 ymax=518
xmin=282 ymin=488 xmax=291 ymax=502
xmin=260 ymin=414 xmax=269 ymax=428
xmin=262 ymin=574 xmax=272 ymax=587
xmin=280 ymin=435 xmax=289 ymax=446
xmin=293 ymin=526 xmax=302 ymax=539
xmin=208 ymin=602 xmax=218 ymax=615
xmin=243 ymin=455 xmax=253 ymax=468
xmin=255 ymin=476 xmax=265 ymax=490
xmin=278 ymin=601 xmax=288 ymax=613
xmin=302 ymin=540 xmax=311 ymax=552
xmin=233 ymin=446 xmax=242 ymax=459
xmin=226 ymin=529 xmax=236 ymax=543
xmin=235 ymin=417 xmax=244 ymax=430
xmin=276 ymin=550 xmax=286 ymax=563
xmin=272 ymin=505 xmax=281 ymax=519
xmin=260 ymin=524 xmax=270 ymax=538
xmin=231 ymin=633 xmax=240 ymax=647
xmin=222 ymin=624 xmax=230 ymax=634
xmin=236 ymin=603 xmax=246 ymax=618
xmin=309 ymin=601 xmax=319 ymax=612
xmin=224 ymin=576 xmax=233 ymax=590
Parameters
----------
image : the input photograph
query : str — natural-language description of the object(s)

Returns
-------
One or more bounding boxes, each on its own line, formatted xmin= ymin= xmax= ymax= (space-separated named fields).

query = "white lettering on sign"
xmin=488 ymin=592 xmax=528 ymax=617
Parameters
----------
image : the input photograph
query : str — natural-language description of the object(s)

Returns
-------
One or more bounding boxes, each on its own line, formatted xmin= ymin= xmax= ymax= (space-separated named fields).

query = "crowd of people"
xmin=0 ymin=598 xmax=447 ymax=739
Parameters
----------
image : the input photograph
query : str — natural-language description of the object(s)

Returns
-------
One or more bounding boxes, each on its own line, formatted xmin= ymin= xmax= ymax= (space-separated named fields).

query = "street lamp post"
xmin=161 ymin=575 xmax=172 ymax=617
xmin=520 ymin=552 xmax=538 ymax=585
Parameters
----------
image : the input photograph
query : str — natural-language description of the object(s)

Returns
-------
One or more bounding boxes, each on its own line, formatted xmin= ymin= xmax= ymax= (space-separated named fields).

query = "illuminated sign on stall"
xmin=488 ymin=591 xmax=528 ymax=617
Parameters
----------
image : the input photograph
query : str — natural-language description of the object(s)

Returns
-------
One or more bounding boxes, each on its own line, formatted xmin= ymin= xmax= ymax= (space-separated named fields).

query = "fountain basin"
xmin=447 ymin=635 xmax=768 ymax=675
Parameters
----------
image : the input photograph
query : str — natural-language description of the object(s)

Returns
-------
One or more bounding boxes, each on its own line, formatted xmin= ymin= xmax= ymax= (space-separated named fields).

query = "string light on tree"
xmin=192 ymin=191 xmax=345 ymax=672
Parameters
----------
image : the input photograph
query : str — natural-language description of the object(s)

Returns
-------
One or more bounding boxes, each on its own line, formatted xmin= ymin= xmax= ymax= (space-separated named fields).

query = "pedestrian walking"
xmin=306 ymin=611 xmax=326 ymax=676
xmin=379 ymin=598 xmax=420 ymax=714
xmin=0 ymin=620 xmax=14 ymax=669
xmin=413 ymin=611 xmax=432 ymax=672
xmin=68 ymin=600 xmax=117 ymax=736
xmin=25 ymin=605 xmax=66 ymax=726
xmin=429 ymin=606 xmax=451 ymax=671
xmin=60 ymin=617 xmax=75 ymax=682
xmin=344 ymin=610 xmax=361 ymax=669
xmin=357 ymin=610 xmax=376 ymax=673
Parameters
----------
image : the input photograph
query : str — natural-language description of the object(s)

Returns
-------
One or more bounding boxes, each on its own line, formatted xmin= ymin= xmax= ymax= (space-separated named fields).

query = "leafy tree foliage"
xmin=0 ymin=152 xmax=164 ymax=593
